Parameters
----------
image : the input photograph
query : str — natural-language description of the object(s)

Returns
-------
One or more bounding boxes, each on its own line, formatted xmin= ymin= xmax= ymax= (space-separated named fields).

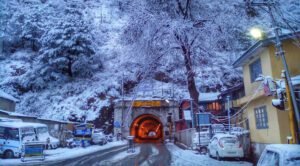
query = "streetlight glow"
xmin=250 ymin=28 xmax=263 ymax=39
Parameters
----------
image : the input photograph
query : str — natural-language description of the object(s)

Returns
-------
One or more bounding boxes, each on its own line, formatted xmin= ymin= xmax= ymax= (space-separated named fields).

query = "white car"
xmin=208 ymin=134 xmax=244 ymax=160
xmin=257 ymin=144 xmax=300 ymax=166
xmin=92 ymin=129 xmax=107 ymax=145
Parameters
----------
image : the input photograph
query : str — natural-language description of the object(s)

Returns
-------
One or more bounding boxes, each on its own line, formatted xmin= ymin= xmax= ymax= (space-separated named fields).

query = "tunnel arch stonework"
xmin=114 ymin=100 xmax=179 ymax=142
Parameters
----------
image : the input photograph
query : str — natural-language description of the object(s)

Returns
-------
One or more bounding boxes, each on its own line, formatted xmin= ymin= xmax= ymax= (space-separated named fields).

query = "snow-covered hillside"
xmin=0 ymin=0 xmax=299 ymax=122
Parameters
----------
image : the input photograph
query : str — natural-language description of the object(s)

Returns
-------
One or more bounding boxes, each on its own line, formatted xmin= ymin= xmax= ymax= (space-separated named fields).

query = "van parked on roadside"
xmin=0 ymin=121 xmax=37 ymax=158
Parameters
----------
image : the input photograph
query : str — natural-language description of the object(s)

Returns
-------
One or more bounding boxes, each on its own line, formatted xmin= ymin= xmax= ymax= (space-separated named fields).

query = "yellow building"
xmin=233 ymin=32 xmax=300 ymax=161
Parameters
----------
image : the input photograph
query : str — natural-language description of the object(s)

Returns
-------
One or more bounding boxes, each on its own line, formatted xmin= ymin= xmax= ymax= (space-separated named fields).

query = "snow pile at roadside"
xmin=166 ymin=143 xmax=252 ymax=166
xmin=0 ymin=140 xmax=127 ymax=166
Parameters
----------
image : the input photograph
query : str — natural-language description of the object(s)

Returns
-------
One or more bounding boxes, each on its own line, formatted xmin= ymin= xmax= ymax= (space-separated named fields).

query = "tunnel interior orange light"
xmin=130 ymin=114 xmax=163 ymax=143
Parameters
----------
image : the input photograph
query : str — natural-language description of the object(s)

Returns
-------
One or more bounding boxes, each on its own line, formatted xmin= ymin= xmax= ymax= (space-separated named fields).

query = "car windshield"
xmin=260 ymin=150 xmax=280 ymax=166
xmin=220 ymin=137 xmax=237 ymax=144
xmin=36 ymin=127 xmax=48 ymax=134
xmin=21 ymin=127 xmax=36 ymax=142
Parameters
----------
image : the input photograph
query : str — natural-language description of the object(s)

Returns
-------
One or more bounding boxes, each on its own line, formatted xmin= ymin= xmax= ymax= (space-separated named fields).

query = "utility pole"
xmin=250 ymin=0 xmax=300 ymax=142
xmin=282 ymin=70 xmax=298 ymax=144
xmin=190 ymin=99 xmax=194 ymax=128
xmin=227 ymin=96 xmax=231 ymax=133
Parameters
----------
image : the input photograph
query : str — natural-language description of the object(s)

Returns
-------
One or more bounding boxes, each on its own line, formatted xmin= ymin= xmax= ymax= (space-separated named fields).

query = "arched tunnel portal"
xmin=130 ymin=114 xmax=163 ymax=143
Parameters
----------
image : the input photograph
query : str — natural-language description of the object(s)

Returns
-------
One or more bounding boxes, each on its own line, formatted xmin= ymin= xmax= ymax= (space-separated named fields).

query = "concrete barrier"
xmin=175 ymin=128 xmax=196 ymax=148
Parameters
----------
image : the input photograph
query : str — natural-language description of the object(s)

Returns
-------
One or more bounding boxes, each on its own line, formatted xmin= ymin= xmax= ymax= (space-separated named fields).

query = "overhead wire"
xmin=211 ymin=82 xmax=263 ymax=122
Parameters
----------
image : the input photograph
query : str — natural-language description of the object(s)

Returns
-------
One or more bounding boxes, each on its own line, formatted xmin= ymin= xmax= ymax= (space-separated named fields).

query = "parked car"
xmin=30 ymin=123 xmax=60 ymax=149
xmin=0 ymin=121 xmax=37 ymax=158
xmin=92 ymin=129 xmax=107 ymax=145
xmin=257 ymin=144 xmax=300 ymax=166
xmin=208 ymin=134 xmax=244 ymax=160
xmin=193 ymin=130 xmax=210 ymax=151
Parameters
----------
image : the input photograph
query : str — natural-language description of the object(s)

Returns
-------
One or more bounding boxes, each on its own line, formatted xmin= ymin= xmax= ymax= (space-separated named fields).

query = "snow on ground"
xmin=0 ymin=140 xmax=127 ymax=166
xmin=96 ymin=146 xmax=141 ymax=165
xmin=166 ymin=143 xmax=253 ymax=166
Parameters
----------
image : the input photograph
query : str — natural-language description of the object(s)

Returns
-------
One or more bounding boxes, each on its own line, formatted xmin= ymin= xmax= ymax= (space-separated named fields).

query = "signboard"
xmin=74 ymin=123 xmax=94 ymax=136
xmin=114 ymin=121 xmax=121 ymax=128
xmin=21 ymin=142 xmax=45 ymax=162
xmin=183 ymin=110 xmax=192 ymax=120
xmin=132 ymin=100 xmax=161 ymax=107
xmin=196 ymin=113 xmax=211 ymax=126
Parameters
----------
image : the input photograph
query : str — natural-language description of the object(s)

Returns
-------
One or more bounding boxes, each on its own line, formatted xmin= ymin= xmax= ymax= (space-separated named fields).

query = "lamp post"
xmin=249 ymin=0 xmax=300 ymax=142
xmin=227 ymin=96 xmax=231 ymax=133
xmin=190 ymin=99 xmax=194 ymax=128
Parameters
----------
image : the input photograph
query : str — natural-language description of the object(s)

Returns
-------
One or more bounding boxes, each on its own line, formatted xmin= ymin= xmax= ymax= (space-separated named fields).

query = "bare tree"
xmin=174 ymin=29 xmax=199 ymax=112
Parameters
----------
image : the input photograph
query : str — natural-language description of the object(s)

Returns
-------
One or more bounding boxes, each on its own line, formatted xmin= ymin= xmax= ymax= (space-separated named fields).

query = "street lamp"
xmin=250 ymin=27 xmax=263 ymax=39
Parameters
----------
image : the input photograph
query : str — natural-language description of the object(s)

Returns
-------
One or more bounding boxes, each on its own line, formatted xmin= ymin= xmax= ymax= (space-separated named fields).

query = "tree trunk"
xmin=181 ymin=44 xmax=199 ymax=113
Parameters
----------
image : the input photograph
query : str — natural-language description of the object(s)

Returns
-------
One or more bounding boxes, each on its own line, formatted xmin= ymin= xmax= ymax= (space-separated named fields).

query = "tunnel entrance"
xmin=130 ymin=114 xmax=163 ymax=143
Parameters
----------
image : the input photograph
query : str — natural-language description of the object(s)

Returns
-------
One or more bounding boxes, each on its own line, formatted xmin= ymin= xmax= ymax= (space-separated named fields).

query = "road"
xmin=46 ymin=143 xmax=171 ymax=166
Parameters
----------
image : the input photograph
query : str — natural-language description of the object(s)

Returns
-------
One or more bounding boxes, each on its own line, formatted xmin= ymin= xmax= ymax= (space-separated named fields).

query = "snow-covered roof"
xmin=0 ymin=118 xmax=22 ymax=122
xmin=233 ymin=31 xmax=300 ymax=68
xmin=199 ymin=92 xmax=220 ymax=102
xmin=120 ymin=97 xmax=175 ymax=101
xmin=213 ymin=133 xmax=237 ymax=139
xmin=0 ymin=121 xmax=36 ymax=128
xmin=0 ymin=90 xmax=19 ymax=102
xmin=0 ymin=109 xmax=36 ymax=118
xmin=23 ymin=122 xmax=47 ymax=128
xmin=0 ymin=109 xmax=73 ymax=124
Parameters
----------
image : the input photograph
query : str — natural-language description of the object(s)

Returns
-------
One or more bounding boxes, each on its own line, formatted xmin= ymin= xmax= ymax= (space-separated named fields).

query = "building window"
xmin=254 ymin=106 xmax=268 ymax=129
xmin=249 ymin=58 xmax=262 ymax=82
xmin=206 ymin=102 xmax=221 ymax=111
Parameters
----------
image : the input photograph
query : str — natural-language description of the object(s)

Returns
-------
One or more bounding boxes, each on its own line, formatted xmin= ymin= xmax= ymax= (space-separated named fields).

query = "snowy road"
xmin=56 ymin=143 xmax=171 ymax=166
xmin=1 ymin=143 xmax=253 ymax=166
xmin=50 ymin=145 xmax=130 ymax=166
xmin=109 ymin=143 xmax=172 ymax=166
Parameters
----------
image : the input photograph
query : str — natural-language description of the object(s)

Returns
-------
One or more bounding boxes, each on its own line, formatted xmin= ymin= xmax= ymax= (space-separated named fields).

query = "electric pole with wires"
xmin=247 ymin=0 xmax=300 ymax=143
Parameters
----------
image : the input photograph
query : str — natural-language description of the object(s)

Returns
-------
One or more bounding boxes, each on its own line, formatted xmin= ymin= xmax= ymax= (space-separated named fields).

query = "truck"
xmin=0 ymin=120 xmax=38 ymax=158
